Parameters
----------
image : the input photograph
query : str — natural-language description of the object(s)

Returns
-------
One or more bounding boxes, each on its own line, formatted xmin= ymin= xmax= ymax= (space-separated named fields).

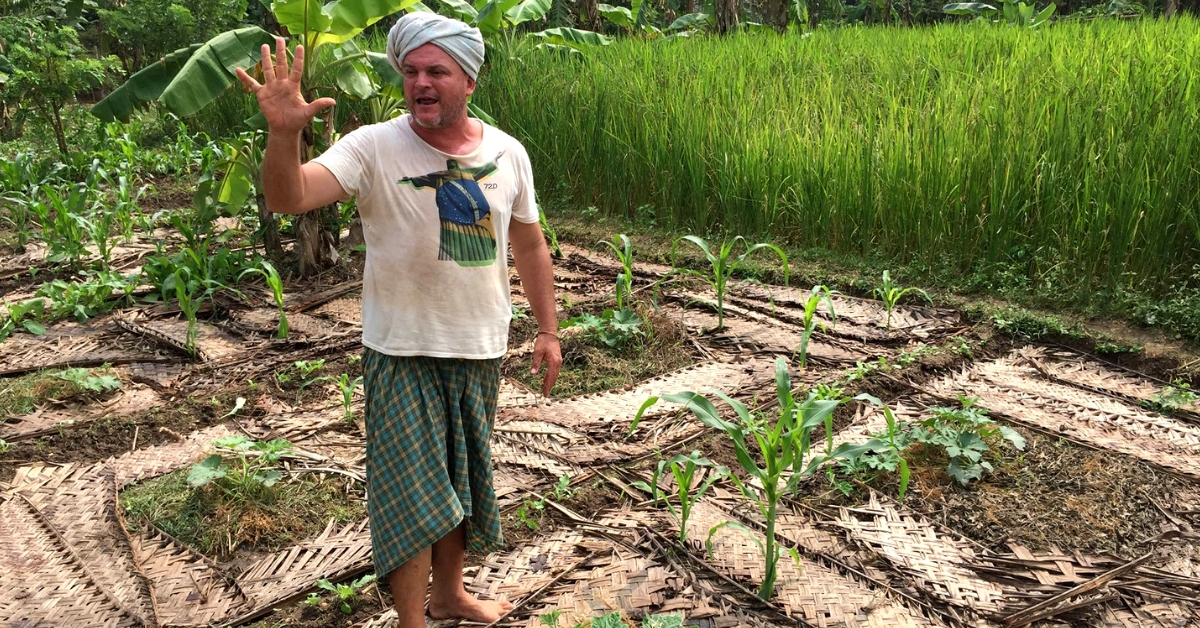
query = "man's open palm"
xmin=235 ymin=38 xmax=335 ymax=135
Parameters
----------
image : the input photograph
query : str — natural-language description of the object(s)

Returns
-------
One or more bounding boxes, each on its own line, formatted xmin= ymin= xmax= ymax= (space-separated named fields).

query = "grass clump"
xmin=121 ymin=468 xmax=366 ymax=560
xmin=0 ymin=366 xmax=122 ymax=415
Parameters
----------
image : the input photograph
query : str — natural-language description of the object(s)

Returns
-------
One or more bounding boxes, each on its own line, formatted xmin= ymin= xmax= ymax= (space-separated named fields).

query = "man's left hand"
xmin=531 ymin=333 xmax=562 ymax=397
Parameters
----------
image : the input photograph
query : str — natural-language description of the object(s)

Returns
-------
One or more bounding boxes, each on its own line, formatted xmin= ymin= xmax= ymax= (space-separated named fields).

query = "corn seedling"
xmin=599 ymin=233 xmax=635 ymax=311
xmin=0 ymin=298 xmax=46 ymax=342
xmin=792 ymin=285 xmax=836 ymax=369
xmin=632 ymin=450 xmax=727 ymax=542
xmin=873 ymin=270 xmax=931 ymax=330
xmin=315 ymin=574 xmax=377 ymax=614
xmin=539 ymin=207 xmax=563 ymax=257
xmin=337 ymin=374 xmax=363 ymax=421
xmin=174 ymin=270 xmax=201 ymax=358
xmin=239 ymin=260 xmax=288 ymax=338
xmin=670 ymin=235 xmax=788 ymax=330
xmin=630 ymin=357 xmax=859 ymax=599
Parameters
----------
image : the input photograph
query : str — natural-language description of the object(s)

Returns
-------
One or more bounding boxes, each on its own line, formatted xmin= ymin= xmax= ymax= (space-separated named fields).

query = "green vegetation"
xmin=793 ymin=285 xmax=836 ymax=369
xmin=633 ymin=450 xmax=726 ymax=543
xmin=479 ymin=20 xmax=1200 ymax=313
xmin=668 ymin=235 xmax=788 ymax=330
xmin=0 ymin=366 xmax=122 ymax=415
xmin=305 ymin=574 xmax=377 ymax=615
xmin=874 ymin=270 xmax=931 ymax=330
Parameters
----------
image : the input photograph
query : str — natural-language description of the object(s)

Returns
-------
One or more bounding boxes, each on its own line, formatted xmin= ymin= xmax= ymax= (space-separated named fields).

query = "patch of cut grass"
xmin=505 ymin=300 xmax=697 ymax=398
xmin=0 ymin=365 xmax=121 ymax=416
xmin=121 ymin=469 xmax=366 ymax=560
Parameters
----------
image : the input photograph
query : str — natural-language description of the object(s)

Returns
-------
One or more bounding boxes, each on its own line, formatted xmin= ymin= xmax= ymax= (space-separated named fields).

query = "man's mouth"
xmin=415 ymin=97 xmax=438 ymax=106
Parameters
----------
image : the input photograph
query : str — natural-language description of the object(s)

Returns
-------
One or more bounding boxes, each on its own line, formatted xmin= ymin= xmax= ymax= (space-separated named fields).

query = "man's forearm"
xmin=512 ymin=232 xmax=557 ymax=333
xmin=262 ymin=131 xmax=308 ymax=215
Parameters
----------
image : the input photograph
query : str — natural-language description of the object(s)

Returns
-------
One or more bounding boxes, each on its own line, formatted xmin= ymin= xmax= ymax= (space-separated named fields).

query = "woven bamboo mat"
xmin=728 ymin=284 xmax=960 ymax=341
xmin=1014 ymin=346 xmax=1199 ymax=415
xmin=1 ymin=385 xmax=162 ymax=441
xmin=499 ymin=378 xmax=543 ymax=409
xmin=283 ymin=279 xmax=363 ymax=313
xmin=313 ymin=296 xmax=363 ymax=324
xmin=0 ymin=319 xmax=161 ymax=376
xmin=128 ymin=527 xmax=252 ymax=626
xmin=500 ymin=360 xmax=773 ymax=432
xmin=834 ymin=497 xmax=1008 ymax=614
xmin=119 ymin=360 xmax=186 ymax=389
xmin=559 ymin=243 xmax=676 ymax=279
xmin=928 ymin=358 xmax=1200 ymax=479
xmin=673 ymin=500 xmax=944 ymax=627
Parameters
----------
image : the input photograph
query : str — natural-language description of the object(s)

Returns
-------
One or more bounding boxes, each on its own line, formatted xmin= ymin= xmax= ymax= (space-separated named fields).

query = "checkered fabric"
xmin=362 ymin=350 xmax=505 ymax=582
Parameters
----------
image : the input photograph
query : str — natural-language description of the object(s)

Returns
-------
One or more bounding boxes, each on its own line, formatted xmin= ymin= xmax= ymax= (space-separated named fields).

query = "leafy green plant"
xmin=515 ymin=498 xmax=544 ymax=530
xmin=669 ymin=235 xmax=788 ymax=330
xmin=549 ymin=474 xmax=574 ymax=500
xmin=912 ymin=396 xmax=1025 ymax=484
xmin=559 ymin=309 xmax=644 ymax=348
xmin=539 ymin=609 xmax=564 ymax=628
xmin=600 ymin=233 xmax=635 ymax=311
xmin=174 ymin=270 xmax=201 ymax=358
xmin=873 ymin=270 xmax=931 ymax=330
xmin=630 ymin=357 xmax=858 ymax=600
xmin=55 ymin=367 xmax=123 ymax=394
xmin=336 ymin=373 xmax=363 ymax=421
xmin=0 ymin=298 xmax=46 ymax=342
xmin=793 ymin=285 xmax=836 ymax=369
xmin=633 ymin=450 xmax=727 ymax=542
xmin=1145 ymin=381 xmax=1198 ymax=414
xmin=293 ymin=359 xmax=326 ymax=379
xmin=37 ymin=271 xmax=138 ymax=323
xmin=240 ymin=260 xmax=288 ymax=338
xmin=943 ymin=0 xmax=1055 ymax=27
xmin=315 ymin=574 xmax=376 ymax=614
xmin=187 ymin=435 xmax=294 ymax=501
xmin=0 ymin=439 xmax=10 ymax=454
xmin=834 ymin=395 xmax=911 ymax=503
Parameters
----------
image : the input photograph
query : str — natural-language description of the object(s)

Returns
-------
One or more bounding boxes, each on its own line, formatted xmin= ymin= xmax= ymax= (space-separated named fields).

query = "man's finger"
xmin=305 ymin=97 xmax=337 ymax=117
xmin=274 ymin=37 xmax=288 ymax=80
xmin=260 ymin=44 xmax=274 ymax=84
xmin=530 ymin=348 xmax=543 ymax=375
xmin=234 ymin=67 xmax=261 ymax=93
xmin=542 ymin=360 xmax=560 ymax=397
xmin=290 ymin=44 xmax=305 ymax=83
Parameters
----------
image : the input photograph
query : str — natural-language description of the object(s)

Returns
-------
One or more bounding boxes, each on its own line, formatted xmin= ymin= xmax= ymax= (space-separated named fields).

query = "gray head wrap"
xmin=386 ymin=12 xmax=485 ymax=81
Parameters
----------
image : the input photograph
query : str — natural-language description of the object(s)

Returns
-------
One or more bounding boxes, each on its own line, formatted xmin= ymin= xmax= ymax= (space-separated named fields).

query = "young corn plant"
xmin=793 ymin=285 xmax=837 ymax=369
xmin=599 ymin=233 xmax=635 ymax=311
xmin=670 ymin=235 xmax=788 ymax=331
xmin=873 ymin=270 xmax=931 ymax=330
xmin=630 ymin=357 xmax=858 ymax=600
xmin=832 ymin=394 xmax=912 ymax=503
xmin=313 ymin=574 xmax=377 ymax=614
xmin=240 ymin=260 xmax=288 ymax=338
xmin=337 ymin=374 xmax=363 ymax=421
xmin=632 ymin=450 xmax=727 ymax=543
xmin=174 ymin=270 xmax=201 ymax=359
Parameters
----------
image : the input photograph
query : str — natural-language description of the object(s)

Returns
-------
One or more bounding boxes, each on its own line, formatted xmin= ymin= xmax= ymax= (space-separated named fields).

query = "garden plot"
xmin=2 ymin=252 xmax=1199 ymax=628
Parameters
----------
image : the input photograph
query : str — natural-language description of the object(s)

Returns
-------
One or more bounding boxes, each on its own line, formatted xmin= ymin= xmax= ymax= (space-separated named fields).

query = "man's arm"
xmin=509 ymin=219 xmax=562 ymax=397
xmin=235 ymin=38 xmax=347 ymax=215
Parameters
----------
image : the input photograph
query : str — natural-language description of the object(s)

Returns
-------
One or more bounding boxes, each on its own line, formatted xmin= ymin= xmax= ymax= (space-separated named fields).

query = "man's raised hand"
xmin=234 ymin=38 xmax=336 ymax=136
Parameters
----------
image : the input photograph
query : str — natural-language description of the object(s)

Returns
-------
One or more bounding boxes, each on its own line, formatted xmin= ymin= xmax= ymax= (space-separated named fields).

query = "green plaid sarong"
xmin=362 ymin=350 xmax=505 ymax=581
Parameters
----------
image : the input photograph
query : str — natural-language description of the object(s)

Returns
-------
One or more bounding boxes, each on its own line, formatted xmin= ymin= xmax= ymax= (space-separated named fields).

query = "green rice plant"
xmin=792 ymin=285 xmax=836 ymax=369
xmin=873 ymin=271 xmax=931 ymax=330
xmin=629 ymin=357 xmax=858 ymax=600
xmin=476 ymin=22 xmax=1200 ymax=303
xmin=669 ymin=235 xmax=788 ymax=330
xmin=632 ymin=450 xmax=727 ymax=543
xmin=174 ymin=270 xmax=201 ymax=358
xmin=599 ymin=233 xmax=634 ymax=311
xmin=239 ymin=260 xmax=288 ymax=338
xmin=336 ymin=374 xmax=363 ymax=421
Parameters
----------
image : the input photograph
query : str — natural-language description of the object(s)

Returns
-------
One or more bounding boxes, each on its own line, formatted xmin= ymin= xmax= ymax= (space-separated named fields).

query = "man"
xmin=234 ymin=13 xmax=562 ymax=627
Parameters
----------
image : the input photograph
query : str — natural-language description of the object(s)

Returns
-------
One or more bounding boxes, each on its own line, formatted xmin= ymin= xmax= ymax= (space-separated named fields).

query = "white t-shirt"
xmin=312 ymin=114 xmax=539 ymax=359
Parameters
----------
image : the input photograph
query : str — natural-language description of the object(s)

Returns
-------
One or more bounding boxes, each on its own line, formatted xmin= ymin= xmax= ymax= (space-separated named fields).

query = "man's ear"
xmin=465 ymin=76 xmax=477 ymax=96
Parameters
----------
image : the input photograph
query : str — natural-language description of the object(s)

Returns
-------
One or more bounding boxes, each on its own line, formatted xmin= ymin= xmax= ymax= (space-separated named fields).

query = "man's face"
xmin=401 ymin=43 xmax=476 ymax=131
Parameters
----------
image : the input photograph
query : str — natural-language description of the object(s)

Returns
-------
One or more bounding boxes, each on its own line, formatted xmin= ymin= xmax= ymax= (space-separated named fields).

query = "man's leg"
xmin=427 ymin=523 xmax=514 ymax=622
xmin=388 ymin=547 xmax=433 ymax=628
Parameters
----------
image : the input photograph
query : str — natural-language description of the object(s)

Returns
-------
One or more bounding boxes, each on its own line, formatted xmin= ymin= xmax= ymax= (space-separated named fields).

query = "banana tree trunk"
xmin=716 ymin=0 xmax=739 ymax=34
xmin=257 ymin=191 xmax=284 ymax=261
xmin=767 ymin=0 xmax=788 ymax=31
xmin=579 ymin=0 xmax=599 ymax=29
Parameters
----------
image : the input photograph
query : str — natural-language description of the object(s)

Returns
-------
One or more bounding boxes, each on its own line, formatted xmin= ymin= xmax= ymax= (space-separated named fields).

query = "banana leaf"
xmin=505 ymin=0 xmax=551 ymax=24
xmin=160 ymin=28 xmax=279 ymax=118
xmin=91 ymin=43 xmax=204 ymax=122
xmin=532 ymin=27 xmax=614 ymax=47
xmin=366 ymin=51 xmax=404 ymax=88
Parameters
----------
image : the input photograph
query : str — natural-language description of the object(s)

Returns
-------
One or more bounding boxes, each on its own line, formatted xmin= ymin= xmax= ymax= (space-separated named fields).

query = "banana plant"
xmin=92 ymin=0 xmax=423 ymax=275
xmin=943 ymin=0 xmax=1055 ymax=27
xmin=432 ymin=0 xmax=613 ymax=55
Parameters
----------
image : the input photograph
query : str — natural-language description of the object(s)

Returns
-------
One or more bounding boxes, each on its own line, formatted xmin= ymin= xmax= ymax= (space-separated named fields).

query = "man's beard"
xmin=413 ymin=96 xmax=467 ymax=130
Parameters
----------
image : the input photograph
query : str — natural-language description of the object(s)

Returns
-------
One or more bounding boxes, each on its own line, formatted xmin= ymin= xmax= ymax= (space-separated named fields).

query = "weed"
xmin=1144 ymin=381 xmax=1198 ymax=414
xmin=874 ymin=270 xmax=931 ymax=330
xmin=55 ymin=367 xmax=122 ymax=393
xmin=1094 ymin=340 xmax=1142 ymax=356
xmin=669 ymin=235 xmax=788 ymax=330
xmin=559 ymin=309 xmax=644 ymax=347
xmin=37 ymin=271 xmax=138 ymax=323
xmin=631 ymin=357 xmax=859 ymax=599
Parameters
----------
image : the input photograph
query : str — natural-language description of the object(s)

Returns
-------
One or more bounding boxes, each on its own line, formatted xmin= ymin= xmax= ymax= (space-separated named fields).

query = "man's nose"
xmin=414 ymin=71 xmax=433 ymax=88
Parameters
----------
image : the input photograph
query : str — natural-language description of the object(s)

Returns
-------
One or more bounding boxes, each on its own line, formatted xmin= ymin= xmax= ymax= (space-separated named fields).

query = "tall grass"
xmin=476 ymin=19 xmax=1200 ymax=295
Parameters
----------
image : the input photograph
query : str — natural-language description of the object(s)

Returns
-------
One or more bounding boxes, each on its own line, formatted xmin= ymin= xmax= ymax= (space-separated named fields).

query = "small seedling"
xmin=793 ymin=285 xmax=836 ymax=369
xmin=240 ymin=260 xmax=288 ymax=338
xmin=633 ymin=450 xmax=727 ymax=542
xmin=187 ymin=436 xmax=294 ymax=502
xmin=873 ymin=270 xmax=931 ymax=330
xmin=1145 ymin=381 xmax=1198 ymax=413
xmin=559 ymin=309 xmax=644 ymax=347
xmin=55 ymin=367 xmax=122 ymax=393
xmin=539 ymin=609 xmax=564 ymax=628
xmin=336 ymin=374 xmax=363 ymax=421
xmin=174 ymin=270 xmax=201 ymax=358
xmin=599 ymin=233 xmax=635 ymax=311
xmin=0 ymin=439 xmax=10 ymax=454
xmin=315 ymin=574 xmax=377 ymax=614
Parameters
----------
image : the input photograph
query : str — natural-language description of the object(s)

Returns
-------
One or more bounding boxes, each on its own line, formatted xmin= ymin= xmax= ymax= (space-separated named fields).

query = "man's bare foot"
xmin=428 ymin=592 xmax=515 ymax=623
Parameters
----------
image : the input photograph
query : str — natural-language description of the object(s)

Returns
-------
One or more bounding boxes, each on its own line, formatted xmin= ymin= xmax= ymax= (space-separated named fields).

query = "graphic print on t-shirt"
xmin=399 ymin=155 xmax=503 ymax=267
